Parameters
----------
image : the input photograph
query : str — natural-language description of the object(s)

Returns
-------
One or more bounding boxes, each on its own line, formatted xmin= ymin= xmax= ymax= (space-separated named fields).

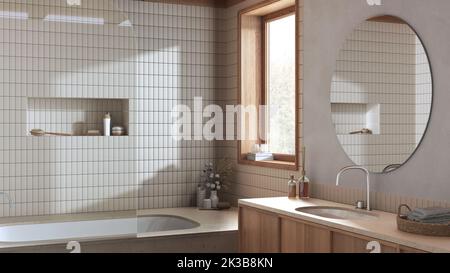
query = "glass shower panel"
xmin=0 ymin=0 xmax=138 ymax=248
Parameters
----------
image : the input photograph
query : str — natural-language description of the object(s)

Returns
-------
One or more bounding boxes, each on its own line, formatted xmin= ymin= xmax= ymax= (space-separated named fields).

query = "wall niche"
xmin=27 ymin=98 xmax=129 ymax=136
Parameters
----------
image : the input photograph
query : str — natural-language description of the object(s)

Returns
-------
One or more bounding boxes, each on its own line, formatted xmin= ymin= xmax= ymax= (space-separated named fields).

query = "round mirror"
xmin=331 ymin=16 xmax=432 ymax=173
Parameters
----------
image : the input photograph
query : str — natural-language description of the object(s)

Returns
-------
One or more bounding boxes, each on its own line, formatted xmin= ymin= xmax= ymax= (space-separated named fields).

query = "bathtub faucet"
xmin=0 ymin=192 xmax=13 ymax=208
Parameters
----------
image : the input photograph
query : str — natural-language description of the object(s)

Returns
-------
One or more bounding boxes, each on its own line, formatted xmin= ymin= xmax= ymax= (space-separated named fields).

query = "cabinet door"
xmin=260 ymin=211 xmax=280 ymax=252
xmin=399 ymin=246 xmax=426 ymax=253
xmin=239 ymin=206 xmax=260 ymax=253
xmin=281 ymin=218 xmax=305 ymax=253
xmin=332 ymin=232 xmax=371 ymax=253
xmin=239 ymin=206 xmax=280 ymax=253
xmin=381 ymin=243 xmax=398 ymax=253
xmin=332 ymin=231 xmax=399 ymax=253
xmin=281 ymin=218 xmax=331 ymax=253
xmin=304 ymin=224 xmax=331 ymax=253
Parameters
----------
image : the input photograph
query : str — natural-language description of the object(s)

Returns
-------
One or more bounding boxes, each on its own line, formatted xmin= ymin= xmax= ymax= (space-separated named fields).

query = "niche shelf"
xmin=331 ymin=102 xmax=380 ymax=136
xmin=26 ymin=97 xmax=129 ymax=137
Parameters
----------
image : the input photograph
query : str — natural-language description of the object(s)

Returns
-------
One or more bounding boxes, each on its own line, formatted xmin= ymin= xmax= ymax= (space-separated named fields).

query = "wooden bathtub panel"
xmin=0 ymin=231 xmax=238 ymax=253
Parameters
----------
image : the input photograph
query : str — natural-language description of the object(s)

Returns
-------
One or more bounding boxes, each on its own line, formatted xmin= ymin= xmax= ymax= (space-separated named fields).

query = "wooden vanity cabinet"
xmin=239 ymin=205 xmax=428 ymax=253
xmin=239 ymin=206 xmax=280 ymax=253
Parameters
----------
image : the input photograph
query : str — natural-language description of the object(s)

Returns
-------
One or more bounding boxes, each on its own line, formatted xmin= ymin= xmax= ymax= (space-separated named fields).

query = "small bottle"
xmin=299 ymin=146 xmax=311 ymax=199
xmin=197 ymin=185 xmax=206 ymax=208
xmin=288 ymin=175 xmax=297 ymax=199
xmin=203 ymin=199 xmax=212 ymax=210
xmin=103 ymin=112 xmax=111 ymax=136
xmin=210 ymin=190 xmax=219 ymax=209
xmin=298 ymin=173 xmax=310 ymax=199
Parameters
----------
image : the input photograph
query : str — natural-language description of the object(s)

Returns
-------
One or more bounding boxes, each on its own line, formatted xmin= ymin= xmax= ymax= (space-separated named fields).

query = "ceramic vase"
xmin=210 ymin=190 xmax=219 ymax=209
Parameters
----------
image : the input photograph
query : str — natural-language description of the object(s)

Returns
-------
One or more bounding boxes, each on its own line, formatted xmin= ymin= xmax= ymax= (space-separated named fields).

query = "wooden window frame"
xmin=237 ymin=0 xmax=299 ymax=171
xmin=262 ymin=6 xmax=296 ymax=163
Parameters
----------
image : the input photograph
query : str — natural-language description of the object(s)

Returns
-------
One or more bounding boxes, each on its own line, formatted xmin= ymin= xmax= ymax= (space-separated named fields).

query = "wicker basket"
xmin=397 ymin=204 xmax=450 ymax=237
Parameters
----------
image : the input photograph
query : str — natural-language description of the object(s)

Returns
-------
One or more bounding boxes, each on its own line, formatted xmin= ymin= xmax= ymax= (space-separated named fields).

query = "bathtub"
xmin=0 ymin=207 xmax=238 ymax=253
xmin=0 ymin=215 xmax=200 ymax=243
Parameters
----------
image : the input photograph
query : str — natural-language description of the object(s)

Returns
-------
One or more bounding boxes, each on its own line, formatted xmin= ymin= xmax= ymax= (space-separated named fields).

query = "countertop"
xmin=137 ymin=207 xmax=238 ymax=238
xmin=0 ymin=207 xmax=238 ymax=249
xmin=239 ymin=197 xmax=450 ymax=253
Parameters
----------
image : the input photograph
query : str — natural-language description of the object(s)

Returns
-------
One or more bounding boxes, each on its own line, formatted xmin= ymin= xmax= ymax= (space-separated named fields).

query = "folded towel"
xmin=407 ymin=216 xmax=450 ymax=224
xmin=407 ymin=207 xmax=450 ymax=224
xmin=410 ymin=207 xmax=450 ymax=219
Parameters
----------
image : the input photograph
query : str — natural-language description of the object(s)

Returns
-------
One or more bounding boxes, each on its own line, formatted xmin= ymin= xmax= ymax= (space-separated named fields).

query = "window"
xmin=238 ymin=1 xmax=298 ymax=171
xmin=264 ymin=11 xmax=296 ymax=156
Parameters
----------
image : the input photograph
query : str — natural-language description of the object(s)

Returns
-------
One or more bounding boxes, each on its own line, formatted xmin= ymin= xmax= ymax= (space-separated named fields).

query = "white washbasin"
xmin=295 ymin=206 xmax=379 ymax=220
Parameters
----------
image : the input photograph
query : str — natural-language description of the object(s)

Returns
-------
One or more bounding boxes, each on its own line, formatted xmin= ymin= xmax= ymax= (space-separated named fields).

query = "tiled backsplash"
xmin=313 ymin=183 xmax=450 ymax=214
xmin=0 ymin=0 xmax=222 ymax=217
xmin=224 ymin=176 xmax=450 ymax=214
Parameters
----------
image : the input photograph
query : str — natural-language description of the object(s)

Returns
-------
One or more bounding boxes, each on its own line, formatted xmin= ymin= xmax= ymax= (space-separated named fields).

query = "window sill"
xmin=238 ymin=158 xmax=298 ymax=171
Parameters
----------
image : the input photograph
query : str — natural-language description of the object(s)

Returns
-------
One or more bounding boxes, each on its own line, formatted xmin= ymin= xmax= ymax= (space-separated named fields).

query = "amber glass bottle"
xmin=288 ymin=175 xmax=297 ymax=198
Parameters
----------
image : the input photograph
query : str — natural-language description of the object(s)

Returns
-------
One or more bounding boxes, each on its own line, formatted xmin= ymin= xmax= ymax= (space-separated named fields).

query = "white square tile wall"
xmin=0 ymin=0 xmax=434 ymax=218
xmin=0 ymin=0 xmax=222 ymax=217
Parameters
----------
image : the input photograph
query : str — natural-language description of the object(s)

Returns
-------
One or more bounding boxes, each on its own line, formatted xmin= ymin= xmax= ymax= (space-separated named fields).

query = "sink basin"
xmin=295 ymin=206 xmax=378 ymax=220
